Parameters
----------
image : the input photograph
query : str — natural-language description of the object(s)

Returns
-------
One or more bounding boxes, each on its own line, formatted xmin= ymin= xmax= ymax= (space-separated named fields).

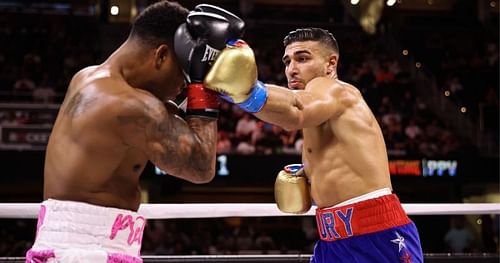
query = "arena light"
xmin=402 ymin=49 xmax=409 ymax=56
xmin=444 ymin=90 xmax=450 ymax=97
xmin=460 ymin=106 xmax=467 ymax=113
xmin=490 ymin=1 xmax=497 ymax=8
xmin=386 ymin=0 xmax=396 ymax=6
xmin=110 ymin=5 xmax=119 ymax=16
xmin=350 ymin=0 xmax=360 ymax=5
xmin=415 ymin=62 xmax=422 ymax=68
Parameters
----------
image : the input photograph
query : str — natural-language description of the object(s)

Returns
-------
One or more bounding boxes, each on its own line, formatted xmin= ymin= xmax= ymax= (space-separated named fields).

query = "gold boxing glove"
xmin=274 ymin=164 xmax=312 ymax=214
xmin=204 ymin=39 xmax=268 ymax=113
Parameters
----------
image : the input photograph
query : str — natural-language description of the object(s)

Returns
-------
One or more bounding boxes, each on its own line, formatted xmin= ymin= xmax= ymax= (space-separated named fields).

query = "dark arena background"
xmin=0 ymin=0 xmax=498 ymax=262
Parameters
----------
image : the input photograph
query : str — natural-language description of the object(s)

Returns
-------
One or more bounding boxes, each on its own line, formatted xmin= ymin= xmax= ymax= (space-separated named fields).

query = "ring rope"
xmin=0 ymin=203 xmax=498 ymax=219
xmin=1 ymin=254 xmax=499 ymax=263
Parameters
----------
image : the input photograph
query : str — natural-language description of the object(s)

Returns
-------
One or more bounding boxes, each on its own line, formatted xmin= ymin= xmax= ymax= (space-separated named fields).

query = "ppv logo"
xmin=201 ymin=45 xmax=220 ymax=62
xmin=422 ymin=159 xmax=458 ymax=177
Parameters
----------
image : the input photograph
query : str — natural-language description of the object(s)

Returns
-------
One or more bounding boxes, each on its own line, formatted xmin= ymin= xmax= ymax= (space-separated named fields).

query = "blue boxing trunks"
xmin=311 ymin=190 xmax=423 ymax=263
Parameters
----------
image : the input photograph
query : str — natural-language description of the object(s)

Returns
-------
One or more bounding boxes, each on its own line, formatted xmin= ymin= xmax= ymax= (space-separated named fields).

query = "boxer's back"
xmin=303 ymin=81 xmax=392 ymax=208
xmin=44 ymin=66 xmax=145 ymax=211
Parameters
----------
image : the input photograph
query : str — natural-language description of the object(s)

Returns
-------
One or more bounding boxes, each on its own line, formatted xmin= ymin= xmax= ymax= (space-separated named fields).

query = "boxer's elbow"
xmin=186 ymin=166 xmax=216 ymax=184
xmin=173 ymin=163 xmax=215 ymax=184
xmin=150 ymin=141 xmax=215 ymax=184
xmin=189 ymin=170 xmax=216 ymax=184
xmin=173 ymin=159 xmax=216 ymax=184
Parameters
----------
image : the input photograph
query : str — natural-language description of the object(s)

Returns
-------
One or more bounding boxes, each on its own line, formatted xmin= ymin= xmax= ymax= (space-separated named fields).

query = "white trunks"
xmin=25 ymin=199 xmax=146 ymax=263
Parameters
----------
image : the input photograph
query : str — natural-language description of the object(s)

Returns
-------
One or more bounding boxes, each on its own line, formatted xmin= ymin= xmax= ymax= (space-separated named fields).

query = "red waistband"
xmin=315 ymin=194 xmax=410 ymax=241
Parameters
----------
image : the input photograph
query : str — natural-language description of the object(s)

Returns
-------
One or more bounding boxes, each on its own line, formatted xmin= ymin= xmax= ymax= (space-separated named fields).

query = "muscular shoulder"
xmin=79 ymin=68 xmax=166 ymax=117
xmin=307 ymin=77 xmax=361 ymax=107
xmin=106 ymin=86 xmax=168 ymax=131
xmin=69 ymin=75 xmax=166 ymax=127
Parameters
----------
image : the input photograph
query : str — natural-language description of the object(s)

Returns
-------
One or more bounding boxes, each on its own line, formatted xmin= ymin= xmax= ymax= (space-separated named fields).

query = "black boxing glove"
xmin=194 ymin=4 xmax=245 ymax=41
xmin=174 ymin=12 xmax=230 ymax=119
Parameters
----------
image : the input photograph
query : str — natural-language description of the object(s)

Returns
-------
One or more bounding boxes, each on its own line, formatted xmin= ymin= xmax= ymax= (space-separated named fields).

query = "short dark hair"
xmin=129 ymin=1 xmax=188 ymax=47
xmin=283 ymin=28 xmax=339 ymax=54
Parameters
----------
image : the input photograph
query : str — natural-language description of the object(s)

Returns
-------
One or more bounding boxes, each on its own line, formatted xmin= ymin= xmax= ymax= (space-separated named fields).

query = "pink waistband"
xmin=25 ymin=249 xmax=142 ymax=263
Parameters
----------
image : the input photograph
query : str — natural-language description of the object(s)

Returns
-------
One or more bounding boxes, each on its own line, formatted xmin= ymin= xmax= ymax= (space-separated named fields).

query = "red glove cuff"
xmin=186 ymin=83 xmax=220 ymax=118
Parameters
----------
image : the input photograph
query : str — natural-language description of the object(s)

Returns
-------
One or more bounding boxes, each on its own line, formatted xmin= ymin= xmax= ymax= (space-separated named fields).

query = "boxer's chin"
xmin=288 ymin=82 xmax=304 ymax=90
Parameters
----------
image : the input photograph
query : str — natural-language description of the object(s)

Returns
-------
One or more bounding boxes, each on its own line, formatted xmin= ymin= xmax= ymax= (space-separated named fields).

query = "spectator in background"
xmin=235 ymin=112 xmax=258 ymax=154
xmin=32 ymin=74 xmax=56 ymax=103
xmin=480 ymin=215 xmax=499 ymax=253
xmin=217 ymin=131 xmax=233 ymax=154
xmin=375 ymin=64 xmax=395 ymax=84
xmin=444 ymin=215 xmax=476 ymax=253
xmin=254 ymin=230 xmax=276 ymax=253
xmin=0 ymin=112 xmax=19 ymax=126
xmin=12 ymin=72 xmax=36 ymax=101
xmin=235 ymin=112 xmax=258 ymax=140
xmin=235 ymin=226 xmax=254 ymax=252
xmin=405 ymin=118 xmax=422 ymax=140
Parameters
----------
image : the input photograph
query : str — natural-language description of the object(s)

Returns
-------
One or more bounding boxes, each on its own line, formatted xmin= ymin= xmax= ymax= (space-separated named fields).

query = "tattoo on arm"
xmin=183 ymin=117 xmax=217 ymax=173
xmin=117 ymin=101 xmax=216 ymax=180
xmin=64 ymin=91 xmax=98 ymax=117
xmin=116 ymin=115 xmax=152 ymax=130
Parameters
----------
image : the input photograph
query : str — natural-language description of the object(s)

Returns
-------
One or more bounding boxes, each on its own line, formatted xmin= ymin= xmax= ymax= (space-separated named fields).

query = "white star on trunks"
xmin=391 ymin=232 xmax=406 ymax=252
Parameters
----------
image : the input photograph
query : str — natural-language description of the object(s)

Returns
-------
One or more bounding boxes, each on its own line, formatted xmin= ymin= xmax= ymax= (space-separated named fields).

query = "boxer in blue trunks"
xmin=202 ymin=28 xmax=424 ymax=262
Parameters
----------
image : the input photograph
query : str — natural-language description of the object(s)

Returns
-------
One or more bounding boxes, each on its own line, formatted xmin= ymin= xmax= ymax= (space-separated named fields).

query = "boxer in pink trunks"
xmin=27 ymin=199 xmax=146 ymax=262
xmin=25 ymin=1 xmax=242 ymax=262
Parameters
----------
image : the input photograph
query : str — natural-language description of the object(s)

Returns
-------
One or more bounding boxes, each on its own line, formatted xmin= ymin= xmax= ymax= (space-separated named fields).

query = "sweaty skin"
xmin=255 ymin=41 xmax=391 ymax=208
xmin=44 ymin=40 xmax=217 ymax=211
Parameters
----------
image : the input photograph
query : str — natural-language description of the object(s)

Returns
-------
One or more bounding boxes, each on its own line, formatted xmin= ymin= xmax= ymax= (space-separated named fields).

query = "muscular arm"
xmin=255 ymin=78 xmax=358 ymax=130
xmin=116 ymin=94 xmax=217 ymax=183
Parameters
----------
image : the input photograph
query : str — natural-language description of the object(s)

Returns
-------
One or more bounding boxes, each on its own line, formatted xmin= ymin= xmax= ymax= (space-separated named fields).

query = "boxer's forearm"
xmin=157 ymin=116 xmax=217 ymax=183
xmin=119 ymin=101 xmax=218 ymax=184
xmin=183 ymin=117 xmax=218 ymax=181
xmin=254 ymin=84 xmax=304 ymax=131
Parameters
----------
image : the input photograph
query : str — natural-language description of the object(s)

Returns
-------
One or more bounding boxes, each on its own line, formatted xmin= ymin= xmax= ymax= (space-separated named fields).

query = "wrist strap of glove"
xmin=284 ymin=164 xmax=304 ymax=176
xmin=236 ymin=80 xmax=268 ymax=113
xmin=186 ymin=83 xmax=220 ymax=119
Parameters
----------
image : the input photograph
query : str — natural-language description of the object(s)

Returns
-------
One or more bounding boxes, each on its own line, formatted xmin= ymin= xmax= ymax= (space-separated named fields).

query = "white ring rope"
xmin=0 ymin=203 xmax=498 ymax=219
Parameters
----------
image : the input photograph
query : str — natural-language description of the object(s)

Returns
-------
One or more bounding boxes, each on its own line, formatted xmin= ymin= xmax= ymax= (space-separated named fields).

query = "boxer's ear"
xmin=154 ymin=44 xmax=170 ymax=68
xmin=326 ymin=53 xmax=338 ymax=74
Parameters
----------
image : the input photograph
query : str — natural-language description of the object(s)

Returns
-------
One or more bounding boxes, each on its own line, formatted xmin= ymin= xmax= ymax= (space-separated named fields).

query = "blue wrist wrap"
xmin=236 ymin=81 xmax=268 ymax=113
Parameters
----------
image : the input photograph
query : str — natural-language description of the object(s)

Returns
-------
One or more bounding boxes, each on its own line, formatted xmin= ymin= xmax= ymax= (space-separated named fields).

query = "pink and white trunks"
xmin=26 ymin=199 xmax=146 ymax=263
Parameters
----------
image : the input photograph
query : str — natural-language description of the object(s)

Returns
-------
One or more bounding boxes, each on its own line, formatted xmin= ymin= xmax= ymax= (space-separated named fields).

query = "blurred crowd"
xmin=0 ymin=13 xmax=489 ymax=158
xmin=219 ymin=31 xmax=474 ymax=158
xmin=0 ymin=6 xmax=498 ymax=257
xmin=399 ymin=20 xmax=499 ymax=149
xmin=0 ymin=14 xmax=100 ymax=104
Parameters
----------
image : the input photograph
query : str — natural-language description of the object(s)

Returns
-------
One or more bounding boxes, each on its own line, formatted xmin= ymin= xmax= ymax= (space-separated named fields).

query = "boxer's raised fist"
xmin=174 ymin=12 xmax=230 ymax=118
xmin=174 ymin=12 xmax=230 ymax=83
xmin=204 ymin=40 xmax=268 ymax=113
